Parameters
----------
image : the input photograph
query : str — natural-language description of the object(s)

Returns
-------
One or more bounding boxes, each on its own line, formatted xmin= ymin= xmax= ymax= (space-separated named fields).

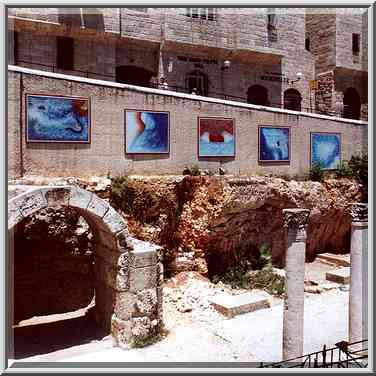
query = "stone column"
xmin=349 ymin=203 xmax=368 ymax=345
xmin=282 ymin=208 xmax=310 ymax=360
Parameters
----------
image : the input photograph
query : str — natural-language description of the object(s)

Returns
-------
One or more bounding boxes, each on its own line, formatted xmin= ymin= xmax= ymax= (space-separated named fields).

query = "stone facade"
xmin=7 ymin=67 xmax=367 ymax=180
xmin=306 ymin=8 xmax=368 ymax=120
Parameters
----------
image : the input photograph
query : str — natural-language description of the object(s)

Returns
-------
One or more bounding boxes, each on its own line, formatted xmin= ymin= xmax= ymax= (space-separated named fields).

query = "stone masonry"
xmin=8 ymin=185 xmax=163 ymax=348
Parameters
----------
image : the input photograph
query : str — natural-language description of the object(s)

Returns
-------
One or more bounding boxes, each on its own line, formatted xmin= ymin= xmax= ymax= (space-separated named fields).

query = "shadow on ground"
xmin=13 ymin=307 xmax=108 ymax=359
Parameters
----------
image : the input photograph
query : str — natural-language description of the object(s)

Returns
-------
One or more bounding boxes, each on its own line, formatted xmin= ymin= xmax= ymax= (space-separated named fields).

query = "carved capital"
xmin=283 ymin=209 xmax=310 ymax=229
xmin=350 ymin=203 xmax=368 ymax=222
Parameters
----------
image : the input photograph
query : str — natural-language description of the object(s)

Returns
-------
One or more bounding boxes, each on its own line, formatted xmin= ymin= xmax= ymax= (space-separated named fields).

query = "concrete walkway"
xmin=18 ymin=289 xmax=349 ymax=364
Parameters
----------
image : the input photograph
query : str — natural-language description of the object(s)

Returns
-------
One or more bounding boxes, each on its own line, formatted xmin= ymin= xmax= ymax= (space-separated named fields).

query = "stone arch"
xmin=284 ymin=88 xmax=302 ymax=111
xmin=8 ymin=185 xmax=163 ymax=349
xmin=247 ymin=85 xmax=269 ymax=106
xmin=343 ymin=87 xmax=361 ymax=120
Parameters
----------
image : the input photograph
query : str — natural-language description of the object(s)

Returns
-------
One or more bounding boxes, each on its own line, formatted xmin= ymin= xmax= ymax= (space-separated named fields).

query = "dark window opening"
xmin=284 ymin=89 xmax=302 ymax=111
xmin=116 ymin=66 xmax=155 ymax=87
xmin=267 ymin=9 xmax=278 ymax=42
xmin=305 ymin=37 xmax=310 ymax=51
xmin=247 ymin=85 xmax=269 ymax=106
xmin=352 ymin=33 xmax=360 ymax=56
xmin=186 ymin=70 xmax=208 ymax=96
xmin=13 ymin=31 xmax=19 ymax=64
xmin=185 ymin=8 xmax=216 ymax=21
xmin=56 ymin=37 xmax=74 ymax=70
xmin=343 ymin=87 xmax=361 ymax=120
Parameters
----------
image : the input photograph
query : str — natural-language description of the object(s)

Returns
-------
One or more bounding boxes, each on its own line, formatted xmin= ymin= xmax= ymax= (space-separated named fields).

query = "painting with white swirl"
xmin=311 ymin=132 xmax=341 ymax=169
xmin=26 ymin=94 xmax=90 ymax=143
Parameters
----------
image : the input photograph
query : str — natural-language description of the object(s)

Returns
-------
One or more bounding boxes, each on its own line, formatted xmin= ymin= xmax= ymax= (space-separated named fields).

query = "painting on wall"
xmin=259 ymin=126 xmax=290 ymax=162
xmin=125 ymin=110 xmax=170 ymax=154
xmin=311 ymin=132 xmax=341 ymax=169
xmin=26 ymin=94 xmax=90 ymax=143
xmin=198 ymin=117 xmax=235 ymax=157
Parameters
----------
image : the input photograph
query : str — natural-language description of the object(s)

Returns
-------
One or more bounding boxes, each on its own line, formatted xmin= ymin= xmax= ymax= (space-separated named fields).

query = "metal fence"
xmin=259 ymin=339 xmax=368 ymax=368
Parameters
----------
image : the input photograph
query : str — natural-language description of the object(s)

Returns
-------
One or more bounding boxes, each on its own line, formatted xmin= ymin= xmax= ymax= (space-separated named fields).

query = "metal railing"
xmin=259 ymin=339 xmax=368 ymax=368
xmin=12 ymin=60 xmax=350 ymax=118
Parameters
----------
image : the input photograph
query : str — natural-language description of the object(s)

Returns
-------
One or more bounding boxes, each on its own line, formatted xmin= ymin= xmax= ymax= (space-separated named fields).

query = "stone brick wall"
xmin=7 ymin=68 xmax=367 ymax=180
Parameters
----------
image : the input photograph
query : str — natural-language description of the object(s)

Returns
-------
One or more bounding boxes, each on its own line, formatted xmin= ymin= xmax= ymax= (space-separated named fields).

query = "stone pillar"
xmin=282 ymin=208 xmax=310 ymax=360
xmin=349 ymin=203 xmax=368 ymax=345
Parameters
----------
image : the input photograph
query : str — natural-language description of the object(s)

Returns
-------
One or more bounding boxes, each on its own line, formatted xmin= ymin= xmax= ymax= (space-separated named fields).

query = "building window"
xmin=247 ymin=85 xmax=269 ymax=106
xmin=186 ymin=70 xmax=208 ymax=96
xmin=305 ymin=37 xmax=310 ymax=51
xmin=284 ymin=89 xmax=302 ymax=111
xmin=352 ymin=33 xmax=360 ymax=56
xmin=56 ymin=36 xmax=74 ymax=70
xmin=185 ymin=8 xmax=216 ymax=21
xmin=267 ymin=8 xmax=278 ymax=42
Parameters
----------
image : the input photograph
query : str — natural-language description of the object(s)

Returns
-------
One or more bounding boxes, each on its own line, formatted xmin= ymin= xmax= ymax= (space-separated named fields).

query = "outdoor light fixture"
xmin=290 ymin=72 xmax=303 ymax=84
xmin=221 ymin=60 xmax=231 ymax=70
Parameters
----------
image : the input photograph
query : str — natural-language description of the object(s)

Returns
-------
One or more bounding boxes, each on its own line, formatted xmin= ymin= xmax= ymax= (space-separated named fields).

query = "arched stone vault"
xmin=8 ymin=185 xmax=163 ymax=348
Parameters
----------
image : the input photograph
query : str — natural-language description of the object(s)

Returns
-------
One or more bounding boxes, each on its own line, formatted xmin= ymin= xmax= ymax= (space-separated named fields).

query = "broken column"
xmin=282 ymin=208 xmax=310 ymax=360
xmin=349 ymin=203 xmax=368 ymax=344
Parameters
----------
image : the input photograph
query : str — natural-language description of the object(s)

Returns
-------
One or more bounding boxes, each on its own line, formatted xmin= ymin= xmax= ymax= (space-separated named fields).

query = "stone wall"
xmin=7 ymin=67 xmax=367 ymax=180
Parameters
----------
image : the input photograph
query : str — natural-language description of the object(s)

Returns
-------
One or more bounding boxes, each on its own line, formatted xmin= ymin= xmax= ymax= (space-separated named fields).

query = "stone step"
xmin=209 ymin=290 xmax=271 ymax=318
xmin=326 ymin=267 xmax=351 ymax=284
xmin=317 ymin=253 xmax=351 ymax=267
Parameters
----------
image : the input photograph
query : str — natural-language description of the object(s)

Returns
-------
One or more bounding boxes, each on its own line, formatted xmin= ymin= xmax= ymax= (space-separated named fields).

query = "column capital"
xmin=350 ymin=203 xmax=368 ymax=222
xmin=283 ymin=208 xmax=310 ymax=229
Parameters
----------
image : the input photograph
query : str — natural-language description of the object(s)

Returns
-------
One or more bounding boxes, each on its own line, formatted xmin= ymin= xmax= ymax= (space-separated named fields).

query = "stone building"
xmin=7 ymin=7 xmax=368 ymax=119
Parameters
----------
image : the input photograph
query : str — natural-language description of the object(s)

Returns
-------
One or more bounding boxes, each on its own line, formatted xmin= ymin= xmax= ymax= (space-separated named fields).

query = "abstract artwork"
xmin=125 ymin=110 xmax=169 ymax=154
xmin=198 ymin=117 xmax=235 ymax=157
xmin=26 ymin=94 xmax=90 ymax=143
xmin=311 ymin=132 xmax=341 ymax=169
xmin=259 ymin=126 xmax=290 ymax=162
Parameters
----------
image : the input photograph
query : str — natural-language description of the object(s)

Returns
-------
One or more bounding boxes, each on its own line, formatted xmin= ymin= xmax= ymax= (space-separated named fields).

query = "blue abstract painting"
xmin=311 ymin=133 xmax=341 ymax=169
xmin=259 ymin=127 xmax=290 ymax=161
xmin=125 ymin=111 xmax=169 ymax=154
xmin=26 ymin=95 xmax=90 ymax=143
xmin=198 ymin=117 xmax=235 ymax=157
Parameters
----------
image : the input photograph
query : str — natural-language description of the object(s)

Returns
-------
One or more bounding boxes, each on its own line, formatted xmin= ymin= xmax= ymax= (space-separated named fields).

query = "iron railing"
xmin=259 ymin=339 xmax=368 ymax=368
xmin=12 ymin=60 xmax=350 ymax=118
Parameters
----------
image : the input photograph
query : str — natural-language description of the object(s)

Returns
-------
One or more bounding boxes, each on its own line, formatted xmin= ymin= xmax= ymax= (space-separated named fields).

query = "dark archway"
xmin=116 ymin=66 xmax=155 ymax=87
xmin=343 ymin=87 xmax=361 ymax=120
xmin=247 ymin=85 xmax=269 ymax=106
xmin=186 ymin=70 xmax=208 ymax=96
xmin=284 ymin=89 xmax=302 ymax=111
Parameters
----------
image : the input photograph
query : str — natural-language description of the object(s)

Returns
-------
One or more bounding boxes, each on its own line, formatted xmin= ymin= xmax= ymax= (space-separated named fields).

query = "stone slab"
xmin=317 ymin=253 xmax=351 ymax=267
xmin=210 ymin=291 xmax=271 ymax=318
xmin=326 ymin=267 xmax=351 ymax=284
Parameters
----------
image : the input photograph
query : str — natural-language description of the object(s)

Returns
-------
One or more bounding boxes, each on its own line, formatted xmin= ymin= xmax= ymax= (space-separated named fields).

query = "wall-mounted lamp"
xmin=290 ymin=72 xmax=303 ymax=84
xmin=221 ymin=60 xmax=231 ymax=71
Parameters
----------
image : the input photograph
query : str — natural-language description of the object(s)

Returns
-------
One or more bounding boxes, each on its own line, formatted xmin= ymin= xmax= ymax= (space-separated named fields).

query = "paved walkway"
xmin=17 ymin=289 xmax=349 ymax=364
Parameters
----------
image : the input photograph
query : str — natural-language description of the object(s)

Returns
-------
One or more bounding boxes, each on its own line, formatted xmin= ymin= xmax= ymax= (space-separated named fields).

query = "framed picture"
xmin=310 ymin=132 xmax=341 ymax=170
xmin=26 ymin=94 xmax=90 ymax=143
xmin=198 ymin=117 xmax=235 ymax=157
xmin=258 ymin=126 xmax=290 ymax=162
xmin=125 ymin=110 xmax=170 ymax=154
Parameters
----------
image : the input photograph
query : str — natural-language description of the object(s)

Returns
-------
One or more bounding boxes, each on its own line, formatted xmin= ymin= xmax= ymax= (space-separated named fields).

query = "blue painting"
xmin=125 ymin=111 xmax=169 ymax=154
xmin=311 ymin=133 xmax=341 ymax=169
xmin=26 ymin=94 xmax=90 ymax=143
xmin=198 ymin=117 xmax=235 ymax=157
xmin=259 ymin=127 xmax=290 ymax=161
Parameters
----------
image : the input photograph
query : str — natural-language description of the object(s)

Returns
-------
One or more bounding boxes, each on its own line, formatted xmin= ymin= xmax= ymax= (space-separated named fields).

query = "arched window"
xmin=247 ymin=85 xmax=269 ymax=106
xmin=115 ymin=66 xmax=155 ymax=88
xmin=284 ymin=89 xmax=302 ymax=111
xmin=343 ymin=87 xmax=361 ymax=120
xmin=186 ymin=70 xmax=208 ymax=96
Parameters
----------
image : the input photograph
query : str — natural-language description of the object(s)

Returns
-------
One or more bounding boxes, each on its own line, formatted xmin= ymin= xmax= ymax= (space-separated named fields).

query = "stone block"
xmin=8 ymin=200 xmax=24 ymax=229
xmin=129 ymin=265 xmax=157 ymax=293
xmin=15 ymin=189 xmax=48 ymax=218
xmin=317 ymin=253 xmax=351 ymax=267
xmin=113 ymin=291 xmax=137 ymax=320
xmin=128 ymin=237 xmax=160 ymax=268
xmin=135 ymin=288 xmax=158 ymax=316
xmin=326 ymin=267 xmax=351 ymax=284
xmin=111 ymin=314 xmax=132 ymax=347
xmin=69 ymin=186 xmax=92 ymax=210
xmin=210 ymin=291 xmax=271 ymax=318
xmin=102 ymin=206 xmax=127 ymax=234
xmin=86 ymin=194 xmax=109 ymax=218
xmin=41 ymin=186 xmax=71 ymax=207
